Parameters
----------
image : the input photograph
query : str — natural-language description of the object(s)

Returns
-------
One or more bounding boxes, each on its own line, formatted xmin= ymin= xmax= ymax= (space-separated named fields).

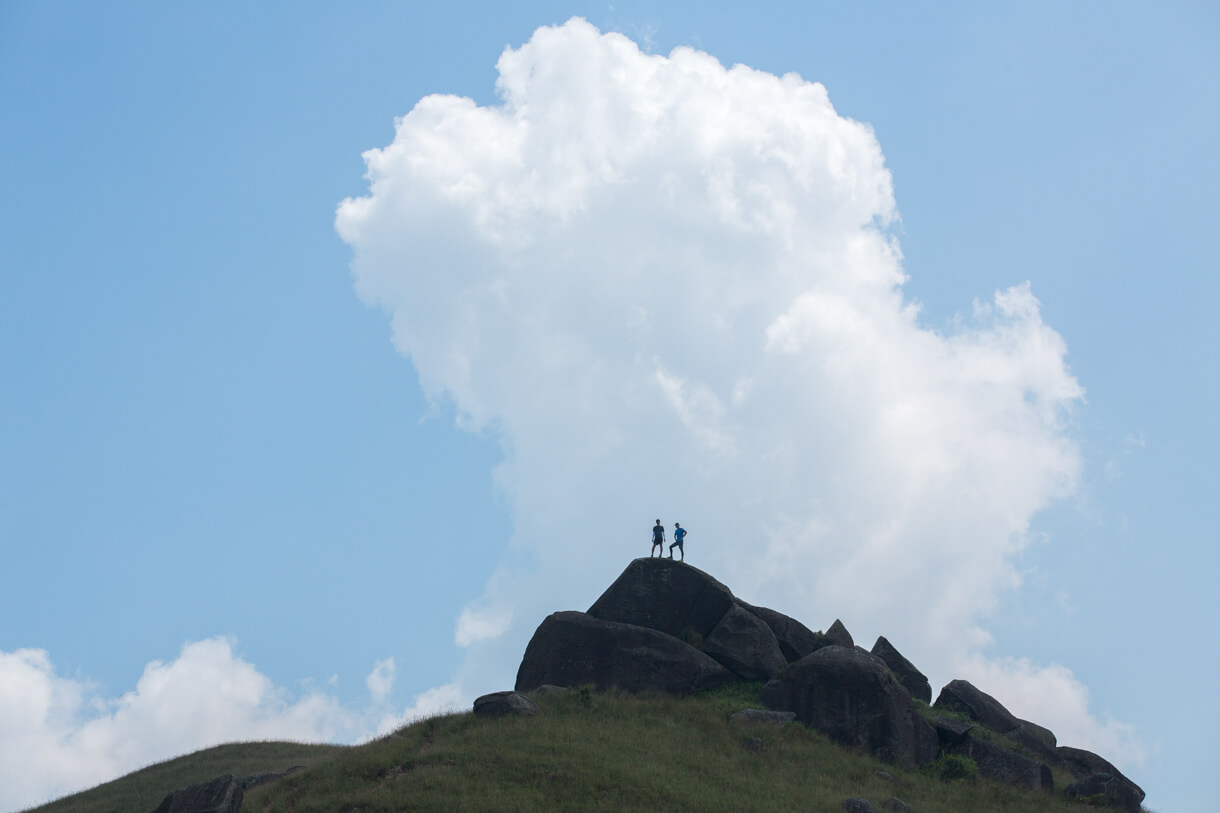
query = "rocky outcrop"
xmin=760 ymin=645 xmax=938 ymax=766
xmin=241 ymin=767 xmax=304 ymax=790
xmin=151 ymin=775 xmax=243 ymax=813
xmin=870 ymin=636 xmax=931 ymax=703
xmin=1058 ymin=746 xmax=1145 ymax=811
xmin=1059 ymin=745 xmax=1136 ymax=780
xmin=1009 ymin=718 xmax=1057 ymax=755
xmin=933 ymin=679 xmax=1021 ymax=734
xmin=587 ymin=558 xmax=734 ymax=642
xmin=473 ymin=691 xmax=538 ymax=718
xmin=1064 ymin=772 xmax=1145 ymax=812
xmin=512 ymin=557 xmax=1145 ymax=803
xmin=515 ymin=611 xmax=734 ymax=696
xmin=932 ymin=716 xmax=974 ymax=746
xmin=824 ymin=618 xmax=854 ymax=648
xmin=933 ymin=678 xmax=1064 ymax=766
xmin=738 ymin=601 xmax=827 ymax=662
xmin=948 ymin=736 xmax=1054 ymax=791
xmin=702 ymin=603 xmax=787 ymax=680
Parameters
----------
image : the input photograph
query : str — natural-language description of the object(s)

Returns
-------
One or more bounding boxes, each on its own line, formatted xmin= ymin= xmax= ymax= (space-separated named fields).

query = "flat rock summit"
xmin=508 ymin=557 xmax=1144 ymax=811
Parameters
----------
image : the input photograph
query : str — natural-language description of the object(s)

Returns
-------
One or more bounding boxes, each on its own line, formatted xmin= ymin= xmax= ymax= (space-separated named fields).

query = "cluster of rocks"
xmin=149 ymin=768 xmax=303 ymax=813
xmin=506 ymin=557 xmax=1144 ymax=811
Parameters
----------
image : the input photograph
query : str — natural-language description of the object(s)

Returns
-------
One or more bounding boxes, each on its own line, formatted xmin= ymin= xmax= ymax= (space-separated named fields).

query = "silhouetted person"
xmin=651 ymin=519 xmax=665 ymax=557
xmin=670 ymin=522 xmax=687 ymax=561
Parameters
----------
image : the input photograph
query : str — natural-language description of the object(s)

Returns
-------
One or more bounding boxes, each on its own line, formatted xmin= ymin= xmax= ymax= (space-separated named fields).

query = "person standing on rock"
xmin=670 ymin=522 xmax=687 ymax=561
xmin=651 ymin=519 xmax=666 ymax=557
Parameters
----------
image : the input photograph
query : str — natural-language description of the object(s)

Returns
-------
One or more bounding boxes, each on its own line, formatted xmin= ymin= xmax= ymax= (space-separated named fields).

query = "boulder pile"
xmin=513 ymin=557 xmax=1144 ymax=810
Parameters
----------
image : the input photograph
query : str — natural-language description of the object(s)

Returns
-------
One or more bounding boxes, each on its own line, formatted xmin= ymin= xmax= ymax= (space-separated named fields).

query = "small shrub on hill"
xmin=928 ymin=753 xmax=979 ymax=783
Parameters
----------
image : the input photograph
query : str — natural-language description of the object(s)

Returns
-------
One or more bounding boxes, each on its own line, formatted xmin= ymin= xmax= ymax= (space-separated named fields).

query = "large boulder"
xmin=152 ymin=775 xmax=243 ymax=813
xmin=870 ymin=636 xmax=931 ymax=703
xmin=1064 ymin=773 xmax=1145 ymax=813
xmin=702 ymin=603 xmax=787 ymax=680
xmin=933 ymin=679 xmax=1020 ymax=733
xmin=932 ymin=716 xmax=974 ymax=747
xmin=824 ymin=618 xmax=854 ymax=648
xmin=759 ymin=645 xmax=938 ymax=766
xmin=1058 ymin=747 xmax=1144 ymax=811
xmin=738 ymin=601 xmax=828 ymax=662
xmin=587 ymin=558 xmax=734 ymax=642
xmin=949 ymin=736 xmax=1054 ymax=791
xmin=1008 ymin=718 xmax=1057 ymax=756
xmin=473 ymin=691 xmax=538 ymax=718
xmin=515 ymin=611 xmax=734 ymax=696
xmin=933 ymin=679 xmax=1058 ymax=758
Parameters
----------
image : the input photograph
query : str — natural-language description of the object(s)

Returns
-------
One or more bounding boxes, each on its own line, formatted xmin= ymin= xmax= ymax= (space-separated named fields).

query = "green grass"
xmin=27 ymin=686 xmax=1137 ymax=812
xmin=238 ymin=685 xmax=1096 ymax=812
xmin=22 ymin=741 xmax=344 ymax=813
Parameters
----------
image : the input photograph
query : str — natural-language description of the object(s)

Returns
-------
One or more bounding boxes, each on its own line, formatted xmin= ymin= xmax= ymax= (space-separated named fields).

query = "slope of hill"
xmin=33 ymin=683 xmax=1136 ymax=812
xmin=248 ymin=683 xmax=1134 ymax=812
xmin=22 ymin=742 xmax=343 ymax=813
xmin=28 ymin=558 xmax=1148 ymax=812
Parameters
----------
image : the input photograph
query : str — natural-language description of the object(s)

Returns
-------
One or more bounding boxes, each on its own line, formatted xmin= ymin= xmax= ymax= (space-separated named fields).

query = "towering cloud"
xmin=337 ymin=17 xmax=1137 ymax=766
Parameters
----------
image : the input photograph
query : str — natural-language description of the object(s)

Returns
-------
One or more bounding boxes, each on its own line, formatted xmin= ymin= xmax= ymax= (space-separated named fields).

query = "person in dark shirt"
xmin=670 ymin=522 xmax=687 ymax=561
xmin=651 ymin=519 xmax=665 ymax=557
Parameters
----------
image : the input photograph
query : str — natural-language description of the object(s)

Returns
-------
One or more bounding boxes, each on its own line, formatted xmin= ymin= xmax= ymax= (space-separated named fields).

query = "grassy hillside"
xmin=34 ymin=681 xmax=1142 ymax=813
xmin=23 ymin=741 xmax=344 ymax=813
xmin=28 ymin=682 xmax=1148 ymax=813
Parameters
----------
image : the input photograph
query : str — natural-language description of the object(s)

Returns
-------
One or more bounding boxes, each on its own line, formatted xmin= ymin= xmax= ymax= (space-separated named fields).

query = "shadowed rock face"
xmin=738 ymin=601 xmax=828 ymax=662
xmin=1058 ymin=747 xmax=1145 ymax=811
xmin=950 ymin=736 xmax=1054 ymax=792
xmin=933 ymin=679 xmax=1020 ymax=734
xmin=932 ymin=717 xmax=974 ymax=746
xmin=825 ymin=618 xmax=854 ymax=648
xmin=702 ymin=603 xmax=787 ymax=680
xmin=473 ymin=691 xmax=538 ymax=718
xmin=587 ymin=558 xmax=734 ymax=641
xmin=760 ymin=645 xmax=938 ymax=767
xmin=870 ymin=636 xmax=931 ymax=704
xmin=932 ymin=679 xmax=1059 ymax=760
xmin=152 ymin=775 xmax=243 ymax=813
xmin=515 ymin=611 xmax=734 ymax=696
xmin=1065 ymin=772 xmax=1145 ymax=813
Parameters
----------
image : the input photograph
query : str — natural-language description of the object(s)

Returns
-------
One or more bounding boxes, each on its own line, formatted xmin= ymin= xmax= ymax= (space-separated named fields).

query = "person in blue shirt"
xmin=670 ymin=523 xmax=687 ymax=561
xmin=651 ymin=519 xmax=666 ymax=557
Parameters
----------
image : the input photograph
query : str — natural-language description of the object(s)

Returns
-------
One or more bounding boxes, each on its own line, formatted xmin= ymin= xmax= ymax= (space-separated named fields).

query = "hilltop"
xmin=28 ymin=558 xmax=1147 ymax=813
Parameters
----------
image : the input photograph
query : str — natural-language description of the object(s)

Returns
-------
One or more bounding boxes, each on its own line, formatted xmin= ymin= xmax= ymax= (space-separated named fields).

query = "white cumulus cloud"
xmin=0 ymin=640 xmax=434 ymax=812
xmin=337 ymin=15 xmax=1142 ymax=777
xmin=373 ymin=681 xmax=467 ymax=737
xmin=366 ymin=657 xmax=396 ymax=704
xmin=455 ymin=605 xmax=513 ymax=647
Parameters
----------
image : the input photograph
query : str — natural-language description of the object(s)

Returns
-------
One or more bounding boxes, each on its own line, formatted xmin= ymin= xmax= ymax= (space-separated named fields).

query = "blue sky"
xmin=1 ymin=3 xmax=1216 ymax=810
